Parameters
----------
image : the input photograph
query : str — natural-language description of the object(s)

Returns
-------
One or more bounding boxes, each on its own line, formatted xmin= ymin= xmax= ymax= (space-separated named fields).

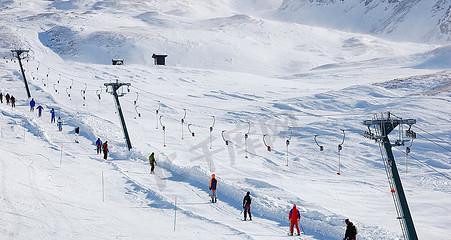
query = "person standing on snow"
xmin=57 ymin=117 xmax=63 ymax=131
xmin=5 ymin=93 xmax=10 ymax=105
xmin=36 ymin=105 xmax=43 ymax=117
xmin=74 ymin=127 xmax=80 ymax=143
xmin=50 ymin=108 xmax=56 ymax=123
xmin=288 ymin=204 xmax=301 ymax=236
xmin=102 ymin=141 xmax=109 ymax=160
xmin=10 ymin=95 xmax=15 ymax=108
xmin=242 ymin=191 xmax=252 ymax=221
xmin=209 ymin=174 xmax=218 ymax=203
xmin=0 ymin=92 xmax=3 ymax=103
xmin=95 ymin=138 xmax=102 ymax=154
xmin=29 ymin=98 xmax=35 ymax=111
xmin=148 ymin=152 xmax=157 ymax=174
xmin=343 ymin=219 xmax=357 ymax=240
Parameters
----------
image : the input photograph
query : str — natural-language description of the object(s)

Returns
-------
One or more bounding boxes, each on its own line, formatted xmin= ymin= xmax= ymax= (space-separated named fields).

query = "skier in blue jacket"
xmin=29 ymin=98 xmax=35 ymax=111
xmin=50 ymin=108 xmax=56 ymax=123
xmin=95 ymin=138 xmax=102 ymax=154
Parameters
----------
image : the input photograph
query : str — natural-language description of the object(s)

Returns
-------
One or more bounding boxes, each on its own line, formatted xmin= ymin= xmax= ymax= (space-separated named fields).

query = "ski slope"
xmin=0 ymin=0 xmax=450 ymax=240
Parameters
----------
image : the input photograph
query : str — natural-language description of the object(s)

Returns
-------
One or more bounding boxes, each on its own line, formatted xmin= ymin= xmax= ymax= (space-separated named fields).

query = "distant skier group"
xmin=0 ymin=92 xmax=16 ymax=108
xmin=95 ymin=138 xmax=109 ymax=160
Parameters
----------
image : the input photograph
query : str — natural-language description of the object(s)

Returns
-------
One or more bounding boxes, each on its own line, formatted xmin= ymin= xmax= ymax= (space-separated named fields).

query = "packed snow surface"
xmin=0 ymin=1 xmax=450 ymax=240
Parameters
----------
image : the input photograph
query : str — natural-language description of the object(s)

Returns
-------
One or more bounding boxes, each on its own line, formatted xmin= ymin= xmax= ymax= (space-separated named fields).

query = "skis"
xmin=286 ymin=233 xmax=306 ymax=239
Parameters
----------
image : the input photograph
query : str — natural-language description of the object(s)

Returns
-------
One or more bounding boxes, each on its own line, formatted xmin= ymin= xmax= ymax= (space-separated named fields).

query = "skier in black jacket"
xmin=242 ymin=191 xmax=252 ymax=221
xmin=344 ymin=219 xmax=357 ymax=240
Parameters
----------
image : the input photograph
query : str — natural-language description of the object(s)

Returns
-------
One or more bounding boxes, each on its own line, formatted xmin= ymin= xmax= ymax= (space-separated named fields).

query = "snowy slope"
xmin=0 ymin=0 xmax=450 ymax=240
xmin=276 ymin=0 xmax=451 ymax=43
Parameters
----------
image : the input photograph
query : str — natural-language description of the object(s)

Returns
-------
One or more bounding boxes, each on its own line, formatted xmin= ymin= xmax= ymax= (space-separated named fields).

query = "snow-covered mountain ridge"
xmin=277 ymin=0 xmax=451 ymax=43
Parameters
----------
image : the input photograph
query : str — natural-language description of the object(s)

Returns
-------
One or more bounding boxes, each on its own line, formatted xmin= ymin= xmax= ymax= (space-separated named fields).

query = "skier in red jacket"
xmin=288 ymin=204 xmax=301 ymax=236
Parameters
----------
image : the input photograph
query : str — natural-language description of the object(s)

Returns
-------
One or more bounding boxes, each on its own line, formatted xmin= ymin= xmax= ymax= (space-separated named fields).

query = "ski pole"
xmin=299 ymin=222 xmax=305 ymax=234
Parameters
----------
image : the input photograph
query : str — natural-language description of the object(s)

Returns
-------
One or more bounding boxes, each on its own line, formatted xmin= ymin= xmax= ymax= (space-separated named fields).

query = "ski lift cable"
xmin=34 ymin=60 xmax=100 ymax=85
xmin=130 ymin=85 xmax=372 ymax=119
xmin=129 ymin=86 xmax=383 ymax=131
xmin=128 ymin=101 xmax=361 ymax=142
xmin=392 ymin=146 xmax=451 ymax=181
xmin=412 ymin=127 xmax=451 ymax=151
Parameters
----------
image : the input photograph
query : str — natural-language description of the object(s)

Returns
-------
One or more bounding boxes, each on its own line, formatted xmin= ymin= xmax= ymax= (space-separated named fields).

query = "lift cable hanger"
xmin=96 ymin=86 xmax=102 ymax=100
xmin=81 ymin=83 xmax=87 ymax=106
xmin=286 ymin=127 xmax=292 ymax=166
xmin=181 ymin=109 xmax=187 ymax=140
xmin=245 ymin=122 xmax=251 ymax=159
xmin=209 ymin=116 xmax=215 ymax=149
xmin=337 ymin=129 xmax=345 ymax=175
xmin=159 ymin=115 xmax=166 ymax=147
xmin=155 ymin=102 xmax=161 ymax=129
xmin=188 ymin=123 xmax=195 ymax=137
xmin=263 ymin=134 xmax=271 ymax=152
xmin=314 ymin=134 xmax=324 ymax=151
xmin=221 ymin=130 xmax=230 ymax=146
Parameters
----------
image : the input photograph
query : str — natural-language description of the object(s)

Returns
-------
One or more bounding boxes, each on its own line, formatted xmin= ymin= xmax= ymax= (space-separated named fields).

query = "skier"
xmin=57 ymin=117 xmax=63 ymax=131
xmin=209 ymin=173 xmax=218 ymax=203
xmin=74 ymin=127 xmax=80 ymax=143
xmin=95 ymin=138 xmax=102 ymax=154
xmin=343 ymin=219 xmax=357 ymax=240
xmin=5 ymin=93 xmax=10 ymax=105
xmin=102 ymin=141 xmax=109 ymax=160
xmin=0 ymin=92 xmax=3 ymax=103
xmin=36 ymin=105 xmax=43 ymax=117
xmin=148 ymin=152 xmax=157 ymax=174
xmin=50 ymin=108 xmax=56 ymax=123
xmin=288 ymin=204 xmax=301 ymax=236
xmin=10 ymin=95 xmax=15 ymax=108
xmin=242 ymin=191 xmax=252 ymax=221
xmin=29 ymin=98 xmax=35 ymax=111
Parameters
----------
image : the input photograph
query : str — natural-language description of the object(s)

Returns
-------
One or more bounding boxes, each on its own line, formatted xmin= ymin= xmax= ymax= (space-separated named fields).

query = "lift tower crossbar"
xmin=104 ymin=80 xmax=132 ymax=150
xmin=363 ymin=113 xmax=417 ymax=240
